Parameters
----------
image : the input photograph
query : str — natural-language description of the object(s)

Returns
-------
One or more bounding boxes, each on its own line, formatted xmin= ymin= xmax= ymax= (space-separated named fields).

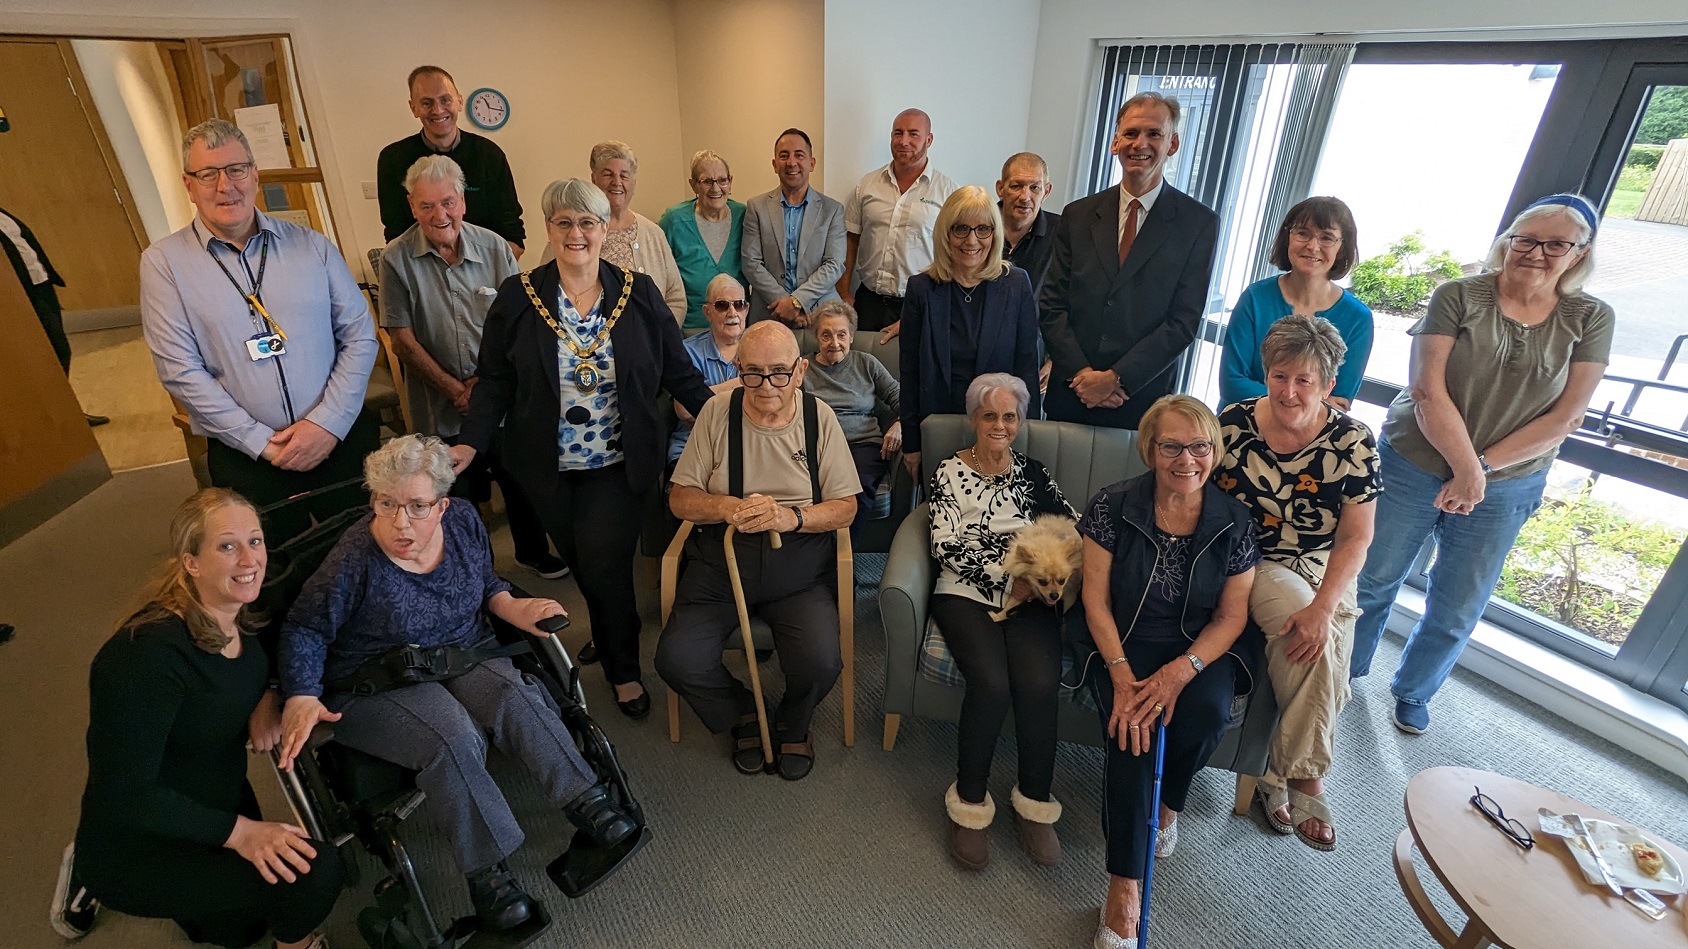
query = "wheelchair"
xmin=252 ymin=484 xmax=652 ymax=948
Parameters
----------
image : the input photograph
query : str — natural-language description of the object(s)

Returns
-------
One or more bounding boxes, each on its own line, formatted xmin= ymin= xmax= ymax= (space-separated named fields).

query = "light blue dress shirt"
xmin=668 ymin=330 xmax=738 ymax=461
xmin=139 ymin=212 xmax=377 ymax=459
xmin=780 ymin=191 xmax=810 ymax=294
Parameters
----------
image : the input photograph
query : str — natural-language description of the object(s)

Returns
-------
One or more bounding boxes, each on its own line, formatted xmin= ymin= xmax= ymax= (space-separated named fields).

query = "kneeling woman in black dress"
xmin=72 ymin=488 xmax=341 ymax=948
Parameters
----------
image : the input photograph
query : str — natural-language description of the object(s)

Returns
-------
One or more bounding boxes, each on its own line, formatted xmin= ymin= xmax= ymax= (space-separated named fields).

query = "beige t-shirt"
xmin=671 ymin=391 xmax=862 ymax=505
xmin=1383 ymin=273 xmax=1614 ymax=481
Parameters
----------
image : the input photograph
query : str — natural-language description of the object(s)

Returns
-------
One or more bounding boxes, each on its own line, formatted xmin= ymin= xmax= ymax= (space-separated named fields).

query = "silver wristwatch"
xmin=1183 ymin=652 xmax=1205 ymax=674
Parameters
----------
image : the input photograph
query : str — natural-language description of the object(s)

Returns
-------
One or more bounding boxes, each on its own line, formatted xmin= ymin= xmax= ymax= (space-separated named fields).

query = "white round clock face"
xmin=469 ymin=89 xmax=509 ymax=130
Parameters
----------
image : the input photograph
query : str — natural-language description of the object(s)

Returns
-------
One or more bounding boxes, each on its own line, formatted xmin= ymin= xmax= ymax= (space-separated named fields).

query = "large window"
xmin=1085 ymin=34 xmax=1688 ymax=711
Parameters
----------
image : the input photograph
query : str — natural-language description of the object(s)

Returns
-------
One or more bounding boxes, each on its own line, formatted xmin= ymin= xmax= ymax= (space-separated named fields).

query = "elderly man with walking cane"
xmin=655 ymin=321 xmax=860 ymax=782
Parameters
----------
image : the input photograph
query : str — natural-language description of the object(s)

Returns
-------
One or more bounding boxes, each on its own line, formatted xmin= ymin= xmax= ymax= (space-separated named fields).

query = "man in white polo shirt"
xmin=838 ymin=108 xmax=957 ymax=335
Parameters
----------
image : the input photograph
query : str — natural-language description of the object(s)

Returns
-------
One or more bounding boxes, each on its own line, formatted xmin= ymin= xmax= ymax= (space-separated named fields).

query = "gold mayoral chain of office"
xmin=520 ymin=268 xmax=634 ymax=393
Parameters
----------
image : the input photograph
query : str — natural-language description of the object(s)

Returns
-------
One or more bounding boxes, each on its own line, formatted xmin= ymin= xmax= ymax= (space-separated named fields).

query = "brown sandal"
xmin=775 ymin=734 xmax=814 ymax=781
xmin=730 ymin=718 xmax=765 ymax=775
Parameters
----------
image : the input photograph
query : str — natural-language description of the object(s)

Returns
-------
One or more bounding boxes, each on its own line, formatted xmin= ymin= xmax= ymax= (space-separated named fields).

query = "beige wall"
xmin=69 ymin=39 xmax=193 ymax=242
xmin=672 ymin=0 xmax=825 ymax=204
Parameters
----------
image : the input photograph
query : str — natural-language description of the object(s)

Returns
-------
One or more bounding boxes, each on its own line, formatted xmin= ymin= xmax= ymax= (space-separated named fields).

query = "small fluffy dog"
xmin=989 ymin=514 xmax=1083 ymax=622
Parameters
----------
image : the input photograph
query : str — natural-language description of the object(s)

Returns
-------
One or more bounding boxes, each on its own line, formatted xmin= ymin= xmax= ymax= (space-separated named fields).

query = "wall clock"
xmin=467 ymin=88 xmax=510 ymax=132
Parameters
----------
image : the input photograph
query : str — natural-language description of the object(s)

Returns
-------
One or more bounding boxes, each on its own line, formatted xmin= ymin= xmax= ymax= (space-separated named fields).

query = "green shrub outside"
xmin=1624 ymin=143 xmax=1665 ymax=171
xmin=1348 ymin=231 xmax=1462 ymax=313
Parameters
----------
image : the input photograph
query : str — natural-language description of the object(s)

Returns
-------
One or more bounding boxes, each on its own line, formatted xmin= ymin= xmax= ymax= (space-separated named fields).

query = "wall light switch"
xmin=361 ymin=181 xmax=378 ymax=199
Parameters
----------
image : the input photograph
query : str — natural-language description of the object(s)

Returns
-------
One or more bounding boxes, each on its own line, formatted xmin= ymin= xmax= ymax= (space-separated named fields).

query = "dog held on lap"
xmin=990 ymin=514 xmax=1083 ymax=621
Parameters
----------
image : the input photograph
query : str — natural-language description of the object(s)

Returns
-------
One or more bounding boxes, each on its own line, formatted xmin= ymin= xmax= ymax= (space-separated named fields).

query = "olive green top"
xmin=1383 ymin=272 xmax=1614 ymax=481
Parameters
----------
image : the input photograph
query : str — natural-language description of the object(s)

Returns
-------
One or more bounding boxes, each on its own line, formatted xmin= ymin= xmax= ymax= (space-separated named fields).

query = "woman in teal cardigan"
xmin=659 ymin=149 xmax=746 ymax=331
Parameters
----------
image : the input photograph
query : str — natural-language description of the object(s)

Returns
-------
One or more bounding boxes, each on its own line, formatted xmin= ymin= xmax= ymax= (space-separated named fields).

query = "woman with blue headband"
xmin=1349 ymin=194 xmax=1613 ymax=734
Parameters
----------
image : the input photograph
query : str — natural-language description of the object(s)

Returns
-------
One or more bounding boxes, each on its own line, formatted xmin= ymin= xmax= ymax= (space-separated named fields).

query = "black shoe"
xmin=84 ymin=414 xmax=110 ymax=427
xmin=615 ymin=682 xmax=651 ymax=720
xmin=51 ymin=843 xmax=99 ymax=940
xmin=576 ymin=640 xmax=599 ymax=664
xmin=465 ymin=861 xmax=538 ymax=932
xmin=563 ymin=784 xmax=638 ymax=848
xmin=518 ymin=554 xmax=570 ymax=579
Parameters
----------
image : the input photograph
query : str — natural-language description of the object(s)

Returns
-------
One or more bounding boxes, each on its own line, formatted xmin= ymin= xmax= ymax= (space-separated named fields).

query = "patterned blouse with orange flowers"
xmin=1215 ymin=399 xmax=1382 ymax=565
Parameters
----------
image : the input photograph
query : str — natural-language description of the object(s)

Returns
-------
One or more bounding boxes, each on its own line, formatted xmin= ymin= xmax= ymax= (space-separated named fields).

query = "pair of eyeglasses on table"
xmin=1470 ymin=786 xmax=1536 ymax=850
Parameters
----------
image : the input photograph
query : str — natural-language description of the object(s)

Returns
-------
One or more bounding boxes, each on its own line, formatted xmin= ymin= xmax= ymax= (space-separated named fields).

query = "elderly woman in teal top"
xmin=1219 ymin=197 xmax=1373 ymax=410
xmin=659 ymin=150 xmax=746 ymax=332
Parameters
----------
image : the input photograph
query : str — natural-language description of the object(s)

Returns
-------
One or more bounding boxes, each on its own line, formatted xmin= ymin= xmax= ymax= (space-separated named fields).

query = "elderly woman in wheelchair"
xmin=276 ymin=435 xmax=642 ymax=936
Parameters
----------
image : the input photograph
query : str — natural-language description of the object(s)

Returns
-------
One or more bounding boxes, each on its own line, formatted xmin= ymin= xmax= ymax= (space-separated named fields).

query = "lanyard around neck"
xmin=201 ymin=223 xmax=284 ymax=340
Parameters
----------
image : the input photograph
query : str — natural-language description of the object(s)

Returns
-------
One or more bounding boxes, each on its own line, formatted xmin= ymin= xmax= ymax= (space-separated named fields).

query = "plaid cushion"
xmin=918 ymin=618 xmax=1100 ymax=711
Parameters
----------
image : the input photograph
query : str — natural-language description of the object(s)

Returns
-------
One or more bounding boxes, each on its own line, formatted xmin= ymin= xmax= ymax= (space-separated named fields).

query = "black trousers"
xmin=930 ymin=594 xmax=1062 ymax=803
xmin=78 ymin=786 xmax=344 ymax=947
xmin=1089 ymin=637 xmax=1237 ymax=879
xmin=655 ymin=529 xmax=841 ymax=742
xmin=531 ymin=462 xmax=648 ymax=685
xmin=848 ymin=440 xmax=890 ymax=517
xmin=206 ymin=409 xmax=381 ymax=546
xmin=852 ymin=287 xmax=903 ymax=332
xmin=446 ymin=432 xmax=553 ymax=565
xmin=28 ymin=280 xmax=71 ymax=373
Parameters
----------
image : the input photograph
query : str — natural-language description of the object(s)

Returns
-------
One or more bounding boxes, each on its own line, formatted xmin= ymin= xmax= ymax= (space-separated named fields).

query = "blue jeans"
xmin=1350 ymin=439 xmax=1547 ymax=706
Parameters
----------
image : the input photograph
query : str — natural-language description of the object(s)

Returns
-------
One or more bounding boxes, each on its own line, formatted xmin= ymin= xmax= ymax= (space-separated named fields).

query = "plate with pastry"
xmin=1544 ymin=814 xmax=1686 ymax=896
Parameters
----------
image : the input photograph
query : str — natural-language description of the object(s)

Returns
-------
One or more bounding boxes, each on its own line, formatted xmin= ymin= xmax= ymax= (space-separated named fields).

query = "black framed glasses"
xmin=1470 ymin=787 xmax=1535 ymax=850
xmin=948 ymin=223 xmax=995 ymax=240
xmin=709 ymin=299 xmax=750 ymax=313
xmin=1506 ymin=235 xmax=1583 ymax=258
xmin=1155 ymin=439 xmax=1214 ymax=459
xmin=186 ymin=161 xmax=255 ymax=185
xmin=372 ymin=497 xmax=445 ymax=520
xmin=740 ymin=370 xmax=794 ymax=389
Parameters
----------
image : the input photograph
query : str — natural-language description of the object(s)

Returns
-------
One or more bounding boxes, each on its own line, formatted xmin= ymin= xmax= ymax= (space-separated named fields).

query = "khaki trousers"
xmin=1251 ymin=556 xmax=1358 ymax=782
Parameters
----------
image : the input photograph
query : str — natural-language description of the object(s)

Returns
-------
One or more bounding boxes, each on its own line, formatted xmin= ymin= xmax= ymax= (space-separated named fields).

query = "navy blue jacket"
xmin=462 ymin=259 xmax=714 ymax=497
xmin=898 ymin=266 xmax=1042 ymax=454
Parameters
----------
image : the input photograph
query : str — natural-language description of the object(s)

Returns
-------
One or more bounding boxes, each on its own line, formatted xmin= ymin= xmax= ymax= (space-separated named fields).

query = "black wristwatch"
xmin=791 ymin=506 xmax=805 ymax=532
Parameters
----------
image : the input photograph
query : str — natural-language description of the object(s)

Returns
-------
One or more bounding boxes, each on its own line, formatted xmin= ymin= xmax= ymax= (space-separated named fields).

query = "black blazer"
xmin=462 ymin=259 xmax=714 ymax=497
xmin=0 ymin=204 xmax=64 ymax=291
xmin=898 ymin=267 xmax=1042 ymax=455
xmin=1038 ymin=184 xmax=1218 ymax=429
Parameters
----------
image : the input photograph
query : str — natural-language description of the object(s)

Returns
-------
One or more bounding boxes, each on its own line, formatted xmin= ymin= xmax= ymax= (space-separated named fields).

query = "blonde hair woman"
xmin=66 ymin=489 xmax=342 ymax=948
xmin=896 ymin=184 xmax=1043 ymax=480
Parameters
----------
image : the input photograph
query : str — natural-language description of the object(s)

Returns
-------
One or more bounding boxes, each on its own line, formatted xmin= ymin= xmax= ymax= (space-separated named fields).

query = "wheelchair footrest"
xmin=453 ymin=904 xmax=552 ymax=949
xmin=546 ymin=825 xmax=652 ymax=898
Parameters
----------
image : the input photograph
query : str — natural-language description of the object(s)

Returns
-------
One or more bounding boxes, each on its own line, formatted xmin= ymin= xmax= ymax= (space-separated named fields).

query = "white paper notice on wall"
xmin=234 ymin=104 xmax=291 ymax=169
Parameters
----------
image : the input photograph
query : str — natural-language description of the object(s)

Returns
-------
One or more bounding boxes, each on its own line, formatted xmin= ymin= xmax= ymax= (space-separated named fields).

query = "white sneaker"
xmin=50 ymin=843 xmax=99 ymax=940
xmin=1093 ymin=907 xmax=1137 ymax=949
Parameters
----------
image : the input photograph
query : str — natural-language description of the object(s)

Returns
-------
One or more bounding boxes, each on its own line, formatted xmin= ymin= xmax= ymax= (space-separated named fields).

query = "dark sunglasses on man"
xmin=709 ymin=299 xmax=750 ymax=313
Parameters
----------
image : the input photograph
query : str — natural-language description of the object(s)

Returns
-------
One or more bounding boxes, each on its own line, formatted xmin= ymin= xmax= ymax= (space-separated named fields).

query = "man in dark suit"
xmin=0 ymin=204 xmax=106 ymax=425
xmin=1039 ymin=92 xmax=1218 ymax=430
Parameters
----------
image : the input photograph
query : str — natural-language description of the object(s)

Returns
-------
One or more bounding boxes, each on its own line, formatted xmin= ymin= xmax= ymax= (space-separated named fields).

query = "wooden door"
xmin=183 ymin=35 xmax=338 ymax=241
xmin=0 ymin=37 xmax=145 ymax=312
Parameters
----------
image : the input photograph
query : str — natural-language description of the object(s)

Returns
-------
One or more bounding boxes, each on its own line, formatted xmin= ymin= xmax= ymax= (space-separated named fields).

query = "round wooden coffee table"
xmin=1396 ymin=766 xmax=1688 ymax=948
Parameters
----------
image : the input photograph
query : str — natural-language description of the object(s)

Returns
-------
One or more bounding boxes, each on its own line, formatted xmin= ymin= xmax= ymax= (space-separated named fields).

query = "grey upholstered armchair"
xmin=877 ymin=415 xmax=1280 ymax=813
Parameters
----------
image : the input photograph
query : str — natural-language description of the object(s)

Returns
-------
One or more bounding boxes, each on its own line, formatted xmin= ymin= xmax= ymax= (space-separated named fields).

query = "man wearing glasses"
xmin=1039 ymin=92 xmax=1220 ymax=431
xmin=658 ymin=321 xmax=860 ymax=781
xmin=741 ymin=128 xmax=847 ymax=330
xmin=140 ymin=118 xmax=377 ymax=542
xmin=668 ymin=274 xmax=747 ymax=463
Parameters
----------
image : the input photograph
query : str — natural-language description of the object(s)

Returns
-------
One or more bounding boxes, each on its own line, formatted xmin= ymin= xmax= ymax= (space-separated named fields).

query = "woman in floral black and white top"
xmin=928 ymin=373 xmax=1074 ymax=873
xmin=1216 ymin=313 xmax=1380 ymax=854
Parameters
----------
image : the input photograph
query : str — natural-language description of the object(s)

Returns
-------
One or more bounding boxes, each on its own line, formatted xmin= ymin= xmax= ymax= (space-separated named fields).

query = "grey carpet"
xmin=2 ymin=462 xmax=1684 ymax=948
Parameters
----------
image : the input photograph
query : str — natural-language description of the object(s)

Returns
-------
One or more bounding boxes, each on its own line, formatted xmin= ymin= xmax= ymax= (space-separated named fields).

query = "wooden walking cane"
xmin=722 ymin=525 xmax=778 ymax=767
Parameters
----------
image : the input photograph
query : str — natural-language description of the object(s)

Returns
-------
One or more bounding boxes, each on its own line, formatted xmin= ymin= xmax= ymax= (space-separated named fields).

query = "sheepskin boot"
xmin=1011 ymin=786 xmax=1063 ymax=867
xmin=945 ymin=782 xmax=995 ymax=871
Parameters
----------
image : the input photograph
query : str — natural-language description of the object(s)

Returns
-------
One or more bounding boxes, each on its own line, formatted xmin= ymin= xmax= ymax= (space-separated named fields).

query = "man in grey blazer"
xmin=741 ymin=128 xmax=847 ymax=328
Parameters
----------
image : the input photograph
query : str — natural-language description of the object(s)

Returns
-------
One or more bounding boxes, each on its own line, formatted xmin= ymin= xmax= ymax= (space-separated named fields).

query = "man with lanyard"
xmin=838 ymin=108 xmax=957 ymax=336
xmin=141 ymin=118 xmax=377 ymax=541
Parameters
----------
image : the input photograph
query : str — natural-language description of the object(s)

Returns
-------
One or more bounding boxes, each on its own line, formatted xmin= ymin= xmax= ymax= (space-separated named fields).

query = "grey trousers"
xmin=329 ymin=658 xmax=598 ymax=874
xmin=655 ymin=529 xmax=841 ymax=742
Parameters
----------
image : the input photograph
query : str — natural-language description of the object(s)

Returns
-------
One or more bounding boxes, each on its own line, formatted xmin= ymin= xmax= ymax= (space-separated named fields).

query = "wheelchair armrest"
xmin=305 ymin=722 xmax=337 ymax=751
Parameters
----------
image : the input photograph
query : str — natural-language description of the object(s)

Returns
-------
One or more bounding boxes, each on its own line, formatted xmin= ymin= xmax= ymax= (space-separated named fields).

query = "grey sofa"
xmin=877 ymin=415 xmax=1279 ymax=813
